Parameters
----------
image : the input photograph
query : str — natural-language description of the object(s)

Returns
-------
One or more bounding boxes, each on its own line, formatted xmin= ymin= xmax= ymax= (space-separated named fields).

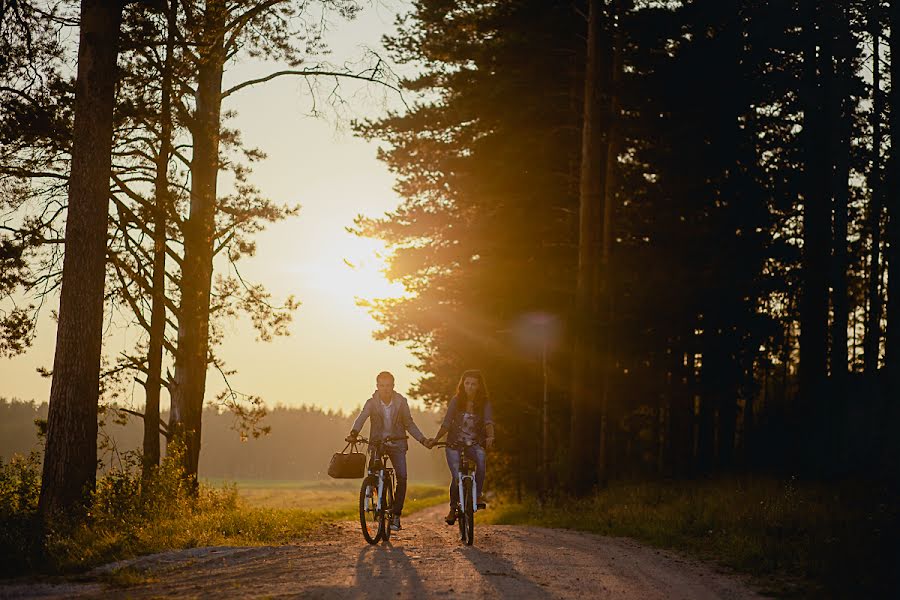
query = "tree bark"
xmin=169 ymin=0 xmax=226 ymax=480
xmin=39 ymin=0 xmax=125 ymax=519
xmin=144 ymin=0 xmax=176 ymax=481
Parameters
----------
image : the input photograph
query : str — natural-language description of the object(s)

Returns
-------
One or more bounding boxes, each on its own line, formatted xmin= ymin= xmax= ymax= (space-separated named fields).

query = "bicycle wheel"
xmin=359 ymin=475 xmax=382 ymax=544
xmin=462 ymin=478 xmax=474 ymax=545
xmin=382 ymin=473 xmax=394 ymax=542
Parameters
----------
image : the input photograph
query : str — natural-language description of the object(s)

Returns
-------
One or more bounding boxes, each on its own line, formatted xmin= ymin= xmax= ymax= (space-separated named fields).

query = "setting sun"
xmin=290 ymin=235 xmax=406 ymax=304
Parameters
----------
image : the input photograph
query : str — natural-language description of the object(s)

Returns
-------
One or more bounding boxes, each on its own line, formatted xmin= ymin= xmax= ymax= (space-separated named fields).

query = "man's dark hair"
xmin=376 ymin=371 xmax=395 ymax=384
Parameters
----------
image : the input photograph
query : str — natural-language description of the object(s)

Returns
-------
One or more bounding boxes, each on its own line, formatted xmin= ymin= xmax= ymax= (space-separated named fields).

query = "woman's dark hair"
xmin=455 ymin=369 xmax=489 ymax=414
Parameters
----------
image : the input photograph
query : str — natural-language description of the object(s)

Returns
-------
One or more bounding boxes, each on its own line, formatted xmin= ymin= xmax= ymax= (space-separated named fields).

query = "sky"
xmin=0 ymin=1 xmax=427 ymax=416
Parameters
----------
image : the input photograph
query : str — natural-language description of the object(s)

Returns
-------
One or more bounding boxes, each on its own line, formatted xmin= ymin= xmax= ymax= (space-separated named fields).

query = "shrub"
xmin=0 ymin=452 xmax=42 ymax=575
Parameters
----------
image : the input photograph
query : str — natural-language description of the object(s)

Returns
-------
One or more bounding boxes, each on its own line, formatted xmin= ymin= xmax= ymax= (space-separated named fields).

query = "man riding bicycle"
xmin=346 ymin=371 xmax=430 ymax=532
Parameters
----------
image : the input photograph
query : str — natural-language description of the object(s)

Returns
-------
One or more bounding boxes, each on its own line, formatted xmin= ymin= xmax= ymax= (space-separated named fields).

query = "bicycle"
xmin=434 ymin=440 xmax=483 ymax=546
xmin=352 ymin=434 xmax=407 ymax=544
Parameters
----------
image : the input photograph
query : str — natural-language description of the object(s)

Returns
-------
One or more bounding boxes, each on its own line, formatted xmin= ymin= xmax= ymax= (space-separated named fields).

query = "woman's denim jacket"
xmin=441 ymin=395 xmax=494 ymax=446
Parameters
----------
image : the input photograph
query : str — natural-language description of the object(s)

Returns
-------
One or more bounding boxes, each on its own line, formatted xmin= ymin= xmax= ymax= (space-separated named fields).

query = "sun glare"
xmin=292 ymin=234 xmax=406 ymax=304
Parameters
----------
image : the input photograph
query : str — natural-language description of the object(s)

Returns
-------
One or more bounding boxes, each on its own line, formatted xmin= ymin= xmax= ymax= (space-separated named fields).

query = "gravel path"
xmin=0 ymin=505 xmax=768 ymax=599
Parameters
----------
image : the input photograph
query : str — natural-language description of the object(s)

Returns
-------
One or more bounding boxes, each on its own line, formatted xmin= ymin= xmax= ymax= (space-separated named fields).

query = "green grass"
xmin=46 ymin=479 xmax=446 ymax=574
xmin=202 ymin=478 xmax=445 ymax=513
xmin=481 ymin=478 xmax=898 ymax=597
xmin=0 ymin=445 xmax=447 ymax=579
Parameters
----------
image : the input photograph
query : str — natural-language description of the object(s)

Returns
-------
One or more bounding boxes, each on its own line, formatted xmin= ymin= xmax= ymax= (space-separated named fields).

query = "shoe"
xmin=445 ymin=508 xmax=457 ymax=525
xmin=390 ymin=515 xmax=402 ymax=531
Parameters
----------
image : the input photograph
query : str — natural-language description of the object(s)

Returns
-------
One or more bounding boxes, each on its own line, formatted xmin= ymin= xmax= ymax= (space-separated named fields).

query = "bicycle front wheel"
xmin=359 ymin=475 xmax=382 ymax=545
xmin=462 ymin=478 xmax=474 ymax=546
xmin=382 ymin=473 xmax=394 ymax=542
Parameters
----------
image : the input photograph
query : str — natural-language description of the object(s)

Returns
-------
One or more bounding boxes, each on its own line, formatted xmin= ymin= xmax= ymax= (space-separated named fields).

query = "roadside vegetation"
xmin=483 ymin=478 xmax=899 ymax=598
xmin=0 ymin=447 xmax=445 ymax=578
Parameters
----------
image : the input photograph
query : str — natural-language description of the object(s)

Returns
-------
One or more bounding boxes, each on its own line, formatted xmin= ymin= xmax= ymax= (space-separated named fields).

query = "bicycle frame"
xmin=437 ymin=441 xmax=480 ymax=513
xmin=457 ymin=450 xmax=478 ymax=514
xmin=354 ymin=434 xmax=407 ymax=545
xmin=369 ymin=445 xmax=393 ymax=512
xmin=357 ymin=436 xmax=406 ymax=511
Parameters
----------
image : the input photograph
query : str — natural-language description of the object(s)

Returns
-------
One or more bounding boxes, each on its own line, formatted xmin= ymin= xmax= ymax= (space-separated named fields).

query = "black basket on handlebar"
xmin=327 ymin=442 xmax=366 ymax=479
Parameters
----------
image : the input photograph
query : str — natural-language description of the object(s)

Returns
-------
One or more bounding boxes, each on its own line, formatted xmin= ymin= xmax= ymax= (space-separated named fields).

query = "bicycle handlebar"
xmin=345 ymin=435 xmax=408 ymax=445
xmin=431 ymin=440 xmax=478 ymax=450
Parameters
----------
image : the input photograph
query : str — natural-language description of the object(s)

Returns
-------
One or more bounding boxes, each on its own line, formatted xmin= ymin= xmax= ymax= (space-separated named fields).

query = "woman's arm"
xmin=484 ymin=400 xmax=495 ymax=449
xmin=427 ymin=396 xmax=456 ymax=447
xmin=433 ymin=425 xmax=449 ymax=441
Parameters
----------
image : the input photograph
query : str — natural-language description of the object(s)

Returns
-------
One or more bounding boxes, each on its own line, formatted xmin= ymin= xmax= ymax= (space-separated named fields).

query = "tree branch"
xmin=221 ymin=68 xmax=406 ymax=107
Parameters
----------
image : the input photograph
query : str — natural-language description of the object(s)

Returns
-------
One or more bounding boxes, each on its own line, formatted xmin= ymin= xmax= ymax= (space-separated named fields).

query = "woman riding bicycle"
xmin=426 ymin=369 xmax=494 ymax=525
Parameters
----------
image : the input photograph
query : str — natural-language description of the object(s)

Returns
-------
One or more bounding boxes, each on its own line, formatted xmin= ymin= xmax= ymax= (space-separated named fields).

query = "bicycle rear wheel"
xmin=359 ymin=475 xmax=382 ymax=544
xmin=382 ymin=473 xmax=394 ymax=542
xmin=462 ymin=478 xmax=474 ymax=545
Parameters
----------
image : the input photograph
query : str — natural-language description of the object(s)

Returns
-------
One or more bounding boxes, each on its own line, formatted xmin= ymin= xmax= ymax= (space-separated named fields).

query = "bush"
xmin=44 ymin=442 xmax=242 ymax=572
xmin=0 ymin=452 xmax=42 ymax=575
xmin=0 ymin=442 xmax=247 ymax=576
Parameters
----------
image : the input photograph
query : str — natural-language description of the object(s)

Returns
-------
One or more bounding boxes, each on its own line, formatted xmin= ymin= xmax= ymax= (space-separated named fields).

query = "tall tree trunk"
xmin=38 ymin=0 xmax=125 ymax=519
xmin=696 ymin=326 xmax=717 ymax=474
xmin=597 ymin=0 xmax=621 ymax=482
xmin=799 ymin=0 xmax=830 ymax=469
xmin=143 ymin=0 xmax=176 ymax=481
xmin=829 ymin=0 xmax=853 ymax=472
xmin=885 ymin=0 xmax=900 ymax=452
xmin=169 ymin=0 xmax=226 ymax=480
xmin=569 ymin=0 xmax=610 ymax=494
xmin=864 ymin=8 xmax=883 ymax=378
xmin=715 ymin=0 xmax=751 ymax=472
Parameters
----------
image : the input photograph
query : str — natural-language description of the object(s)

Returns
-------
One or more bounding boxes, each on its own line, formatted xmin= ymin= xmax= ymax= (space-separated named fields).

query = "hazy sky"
xmin=0 ymin=1 xmax=427 ymax=415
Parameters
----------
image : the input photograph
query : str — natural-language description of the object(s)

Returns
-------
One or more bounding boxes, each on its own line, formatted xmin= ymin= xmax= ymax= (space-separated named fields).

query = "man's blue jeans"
xmin=445 ymin=445 xmax=486 ymax=507
xmin=384 ymin=444 xmax=408 ymax=515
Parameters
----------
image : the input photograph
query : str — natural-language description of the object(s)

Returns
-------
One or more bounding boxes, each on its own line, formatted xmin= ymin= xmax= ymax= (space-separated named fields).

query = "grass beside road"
xmin=203 ymin=477 xmax=447 ymax=513
xmin=1 ymin=448 xmax=447 ymax=578
xmin=50 ymin=479 xmax=446 ymax=573
xmin=481 ymin=477 xmax=899 ymax=597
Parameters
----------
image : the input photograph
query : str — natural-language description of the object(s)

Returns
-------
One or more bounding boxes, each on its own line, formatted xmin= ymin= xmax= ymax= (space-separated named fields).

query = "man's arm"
xmin=349 ymin=398 xmax=371 ymax=438
xmin=400 ymin=397 xmax=427 ymax=445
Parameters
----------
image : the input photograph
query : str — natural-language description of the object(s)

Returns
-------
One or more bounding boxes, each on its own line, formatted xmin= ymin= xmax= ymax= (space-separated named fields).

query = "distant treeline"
xmin=0 ymin=399 xmax=448 ymax=483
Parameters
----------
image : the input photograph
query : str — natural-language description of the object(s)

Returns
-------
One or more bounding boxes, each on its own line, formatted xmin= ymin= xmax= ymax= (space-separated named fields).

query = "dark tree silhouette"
xmin=570 ymin=0 xmax=613 ymax=494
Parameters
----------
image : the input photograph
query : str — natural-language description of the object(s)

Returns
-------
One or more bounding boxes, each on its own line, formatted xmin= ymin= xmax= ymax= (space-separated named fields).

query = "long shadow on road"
xmin=353 ymin=542 xmax=428 ymax=598
xmin=458 ymin=545 xmax=556 ymax=599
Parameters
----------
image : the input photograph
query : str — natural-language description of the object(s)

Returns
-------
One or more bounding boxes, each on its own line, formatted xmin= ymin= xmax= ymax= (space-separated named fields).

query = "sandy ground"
xmin=0 ymin=505 xmax=768 ymax=599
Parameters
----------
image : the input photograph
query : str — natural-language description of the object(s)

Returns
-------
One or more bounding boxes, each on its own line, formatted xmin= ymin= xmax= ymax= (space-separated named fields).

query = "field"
xmin=202 ymin=478 xmax=448 ymax=514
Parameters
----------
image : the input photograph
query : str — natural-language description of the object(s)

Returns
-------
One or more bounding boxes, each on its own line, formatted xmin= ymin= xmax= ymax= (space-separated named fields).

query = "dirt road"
xmin=2 ymin=505 xmax=767 ymax=599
